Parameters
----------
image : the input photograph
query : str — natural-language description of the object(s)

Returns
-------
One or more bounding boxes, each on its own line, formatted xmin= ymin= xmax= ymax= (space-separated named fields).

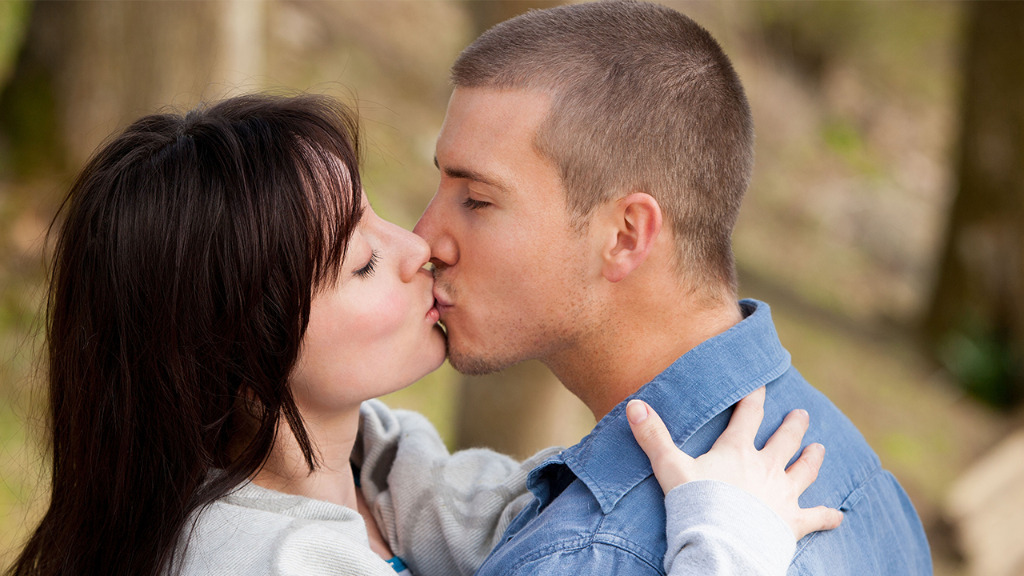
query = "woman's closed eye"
xmin=354 ymin=250 xmax=379 ymax=278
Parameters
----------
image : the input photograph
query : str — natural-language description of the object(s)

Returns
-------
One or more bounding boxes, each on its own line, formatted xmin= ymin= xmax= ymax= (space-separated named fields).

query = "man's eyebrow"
xmin=434 ymin=155 xmax=508 ymax=191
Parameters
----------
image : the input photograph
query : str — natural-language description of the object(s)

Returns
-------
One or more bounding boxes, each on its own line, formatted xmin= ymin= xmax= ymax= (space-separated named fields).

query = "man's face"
xmin=414 ymin=87 xmax=595 ymax=374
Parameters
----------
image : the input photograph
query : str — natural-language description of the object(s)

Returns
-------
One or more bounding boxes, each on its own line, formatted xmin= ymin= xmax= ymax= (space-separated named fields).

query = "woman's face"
xmin=289 ymin=195 xmax=446 ymax=416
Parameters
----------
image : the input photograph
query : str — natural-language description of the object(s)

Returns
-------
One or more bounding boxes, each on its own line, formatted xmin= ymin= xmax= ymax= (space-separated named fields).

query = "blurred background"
xmin=1 ymin=1 xmax=1022 ymax=574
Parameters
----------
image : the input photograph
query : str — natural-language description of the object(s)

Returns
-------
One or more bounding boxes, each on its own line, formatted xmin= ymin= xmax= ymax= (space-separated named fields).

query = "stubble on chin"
xmin=435 ymin=278 xmax=502 ymax=375
xmin=443 ymin=321 xmax=526 ymax=376
xmin=435 ymin=276 xmax=531 ymax=376
xmin=445 ymin=338 xmax=510 ymax=376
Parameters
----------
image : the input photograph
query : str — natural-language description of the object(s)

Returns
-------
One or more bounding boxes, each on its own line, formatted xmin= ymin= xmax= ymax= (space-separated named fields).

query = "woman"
xmin=7 ymin=94 xmax=838 ymax=576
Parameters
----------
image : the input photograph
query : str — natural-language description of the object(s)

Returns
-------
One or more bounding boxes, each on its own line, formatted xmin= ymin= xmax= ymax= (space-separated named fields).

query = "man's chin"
xmin=446 ymin=345 xmax=510 ymax=376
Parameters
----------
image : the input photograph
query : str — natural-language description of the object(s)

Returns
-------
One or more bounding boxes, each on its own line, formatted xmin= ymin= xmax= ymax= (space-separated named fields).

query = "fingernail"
xmin=626 ymin=400 xmax=648 ymax=424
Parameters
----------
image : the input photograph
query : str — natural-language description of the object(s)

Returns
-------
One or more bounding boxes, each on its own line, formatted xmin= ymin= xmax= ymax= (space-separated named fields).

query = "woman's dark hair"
xmin=8 ymin=94 xmax=363 ymax=576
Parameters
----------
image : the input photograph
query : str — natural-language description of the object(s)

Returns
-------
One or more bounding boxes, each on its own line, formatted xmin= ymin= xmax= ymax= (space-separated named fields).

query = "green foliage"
xmin=939 ymin=326 xmax=1020 ymax=408
xmin=0 ymin=0 xmax=29 ymax=89
xmin=754 ymin=1 xmax=959 ymax=99
xmin=0 ymin=261 xmax=47 ymax=561
xmin=820 ymin=115 xmax=880 ymax=176
xmin=0 ymin=52 xmax=62 ymax=179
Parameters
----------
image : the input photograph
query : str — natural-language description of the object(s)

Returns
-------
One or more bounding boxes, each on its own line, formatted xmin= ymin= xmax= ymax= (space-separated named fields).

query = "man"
xmin=412 ymin=1 xmax=931 ymax=574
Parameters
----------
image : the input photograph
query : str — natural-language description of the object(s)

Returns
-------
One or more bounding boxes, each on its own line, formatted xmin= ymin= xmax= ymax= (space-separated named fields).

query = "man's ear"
xmin=600 ymin=193 xmax=662 ymax=283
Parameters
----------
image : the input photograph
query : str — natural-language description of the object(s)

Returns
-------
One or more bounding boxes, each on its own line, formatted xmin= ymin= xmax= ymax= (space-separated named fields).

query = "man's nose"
xmin=414 ymin=200 xmax=458 ymax=267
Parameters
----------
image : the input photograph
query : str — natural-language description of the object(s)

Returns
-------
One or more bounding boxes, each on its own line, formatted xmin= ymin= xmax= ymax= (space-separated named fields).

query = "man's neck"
xmin=547 ymin=296 xmax=743 ymax=421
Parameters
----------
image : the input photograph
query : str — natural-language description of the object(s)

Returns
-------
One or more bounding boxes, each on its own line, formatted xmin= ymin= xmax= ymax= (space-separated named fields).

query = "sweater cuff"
xmin=664 ymin=480 xmax=796 ymax=575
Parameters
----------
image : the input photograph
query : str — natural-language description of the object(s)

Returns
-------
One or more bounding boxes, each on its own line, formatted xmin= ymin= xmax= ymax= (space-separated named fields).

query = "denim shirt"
xmin=474 ymin=300 xmax=932 ymax=576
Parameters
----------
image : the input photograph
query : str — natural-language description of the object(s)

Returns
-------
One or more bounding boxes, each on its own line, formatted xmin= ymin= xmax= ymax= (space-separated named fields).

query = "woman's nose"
xmin=398 ymin=226 xmax=432 ymax=282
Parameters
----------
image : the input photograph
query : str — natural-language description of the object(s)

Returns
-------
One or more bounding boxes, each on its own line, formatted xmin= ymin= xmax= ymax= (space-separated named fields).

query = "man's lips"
xmin=432 ymin=289 xmax=453 ymax=310
xmin=429 ymin=288 xmax=451 ymax=325
xmin=433 ymin=299 xmax=452 ymax=320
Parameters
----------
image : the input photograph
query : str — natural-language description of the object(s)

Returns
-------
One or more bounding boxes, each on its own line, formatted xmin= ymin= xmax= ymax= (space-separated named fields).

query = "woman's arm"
xmin=358 ymin=388 xmax=841 ymax=576
xmin=355 ymin=399 xmax=558 ymax=576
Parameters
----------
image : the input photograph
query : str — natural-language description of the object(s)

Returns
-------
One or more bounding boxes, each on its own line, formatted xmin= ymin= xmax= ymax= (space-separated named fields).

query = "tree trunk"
xmin=925 ymin=1 xmax=1024 ymax=407
xmin=0 ymin=0 xmax=264 ymax=180
xmin=455 ymin=360 xmax=593 ymax=459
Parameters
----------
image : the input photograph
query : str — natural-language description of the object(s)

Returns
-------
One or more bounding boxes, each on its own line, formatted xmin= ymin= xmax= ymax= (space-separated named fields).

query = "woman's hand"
xmin=626 ymin=387 xmax=843 ymax=540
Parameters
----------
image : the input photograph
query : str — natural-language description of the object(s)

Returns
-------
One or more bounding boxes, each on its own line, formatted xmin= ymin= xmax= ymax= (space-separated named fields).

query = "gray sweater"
xmin=175 ymin=400 xmax=794 ymax=575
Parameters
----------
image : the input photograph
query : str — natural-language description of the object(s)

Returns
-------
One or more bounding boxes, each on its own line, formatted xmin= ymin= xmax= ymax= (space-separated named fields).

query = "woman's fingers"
xmin=714 ymin=386 xmax=765 ymax=450
xmin=629 ymin=392 xmax=844 ymax=541
xmin=786 ymin=444 xmax=845 ymax=540
xmin=627 ymin=399 xmax=693 ymax=494
xmin=786 ymin=442 xmax=826 ymax=492
xmin=762 ymin=408 xmax=811 ymax=465
xmin=792 ymin=505 xmax=845 ymax=539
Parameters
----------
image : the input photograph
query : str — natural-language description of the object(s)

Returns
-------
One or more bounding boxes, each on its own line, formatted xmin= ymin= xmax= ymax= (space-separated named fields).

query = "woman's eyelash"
xmin=462 ymin=197 xmax=490 ymax=210
xmin=354 ymin=250 xmax=379 ymax=278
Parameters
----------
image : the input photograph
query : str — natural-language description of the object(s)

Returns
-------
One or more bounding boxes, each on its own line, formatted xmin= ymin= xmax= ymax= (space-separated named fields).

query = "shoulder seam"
xmin=791 ymin=466 xmax=883 ymax=562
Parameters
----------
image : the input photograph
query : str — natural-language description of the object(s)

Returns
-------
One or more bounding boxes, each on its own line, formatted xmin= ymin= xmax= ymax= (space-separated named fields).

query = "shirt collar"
xmin=528 ymin=299 xmax=792 ymax=514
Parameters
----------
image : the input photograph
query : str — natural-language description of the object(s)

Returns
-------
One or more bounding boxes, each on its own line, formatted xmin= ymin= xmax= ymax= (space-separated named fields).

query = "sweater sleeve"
xmin=663 ymin=480 xmax=796 ymax=576
xmin=272 ymin=522 xmax=405 ymax=576
xmin=354 ymin=400 xmax=559 ymax=576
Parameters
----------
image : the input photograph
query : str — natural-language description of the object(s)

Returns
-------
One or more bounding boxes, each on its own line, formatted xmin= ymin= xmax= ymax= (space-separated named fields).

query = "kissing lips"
xmin=432 ymin=288 xmax=453 ymax=316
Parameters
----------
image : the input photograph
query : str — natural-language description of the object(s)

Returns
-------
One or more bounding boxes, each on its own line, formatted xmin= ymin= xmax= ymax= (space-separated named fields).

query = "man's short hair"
xmin=452 ymin=0 xmax=753 ymax=297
